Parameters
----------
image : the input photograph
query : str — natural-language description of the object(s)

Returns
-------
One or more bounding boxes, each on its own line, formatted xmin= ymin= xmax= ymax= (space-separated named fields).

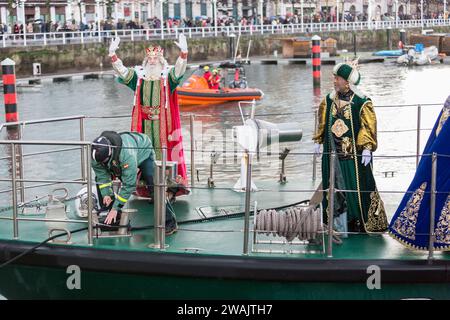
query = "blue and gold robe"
xmin=389 ymin=96 xmax=450 ymax=250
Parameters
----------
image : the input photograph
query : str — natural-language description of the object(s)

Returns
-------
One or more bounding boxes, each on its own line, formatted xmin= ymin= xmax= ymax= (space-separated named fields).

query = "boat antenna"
xmin=233 ymin=33 xmax=241 ymax=64
xmin=245 ymin=39 xmax=252 ymax=64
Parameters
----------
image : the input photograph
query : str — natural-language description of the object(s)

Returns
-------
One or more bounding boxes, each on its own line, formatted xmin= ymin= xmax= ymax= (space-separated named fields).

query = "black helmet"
xmin=92 ymin=136 xmax=112 ymax=163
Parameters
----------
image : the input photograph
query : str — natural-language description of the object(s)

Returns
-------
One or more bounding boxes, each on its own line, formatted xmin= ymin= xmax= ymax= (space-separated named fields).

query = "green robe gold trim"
xmin=319 ymin=92 xmax=388 ymax=233
xmin=118 ymin=67 xmax=183 ymax=161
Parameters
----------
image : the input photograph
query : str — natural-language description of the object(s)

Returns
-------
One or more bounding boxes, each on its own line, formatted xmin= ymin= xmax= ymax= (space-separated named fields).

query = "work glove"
xmin=174 ymin=33 xmax=188 ymax=53
xmin=361 ymin=149 xmax=372 ymax=166
xmin=314 ymin=143 xmax=322 ymax=156
xmin=109 ymin=36 xmax=120 ymax=57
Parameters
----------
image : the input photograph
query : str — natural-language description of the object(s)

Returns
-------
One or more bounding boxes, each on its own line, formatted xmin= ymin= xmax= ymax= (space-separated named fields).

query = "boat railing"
xmin=86 ymin=102 xmax=444 ymax=182
xmin=0 ymin=139 xmax=95 ymax=246
xmin=171 ymin=148 xmax=445 ymax=261
xmin=0 ymin=102 xmax=446 ymax=260
xmin=0 ymin=115 xmax=87 ymax=204
xmin=0 ymin=138 xmax=444 ymax=261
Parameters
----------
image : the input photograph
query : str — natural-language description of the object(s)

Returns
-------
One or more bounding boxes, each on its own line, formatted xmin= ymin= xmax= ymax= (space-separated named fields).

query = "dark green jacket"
xmin=92 ymin=132 xmax=155 ymax=210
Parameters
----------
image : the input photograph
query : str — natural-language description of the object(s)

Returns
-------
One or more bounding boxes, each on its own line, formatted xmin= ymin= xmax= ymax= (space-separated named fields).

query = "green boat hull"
xmin=1 ymin=239 xmax=450 ymax=300
xmin=1 ymin=181 xmax=449 ymax=299
xmin=1 ymin=263 xmax=449 ymax=300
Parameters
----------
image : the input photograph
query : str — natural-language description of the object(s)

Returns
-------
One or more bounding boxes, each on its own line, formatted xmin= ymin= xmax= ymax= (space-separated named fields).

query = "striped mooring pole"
xmin=311 ymin=35 xmax=321 ymax=88
xmin=2 ymin=58 xmax=19 ymax=126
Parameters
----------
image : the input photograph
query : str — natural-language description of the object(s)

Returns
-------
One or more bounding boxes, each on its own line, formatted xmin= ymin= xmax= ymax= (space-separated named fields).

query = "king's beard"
xmin=142 ymin=57 xmax=167 ymax=81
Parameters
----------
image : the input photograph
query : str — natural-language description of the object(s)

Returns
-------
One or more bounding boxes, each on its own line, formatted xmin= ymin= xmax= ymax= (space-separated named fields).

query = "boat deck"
xmin=0 ymin=179 xmax=448 ymax=261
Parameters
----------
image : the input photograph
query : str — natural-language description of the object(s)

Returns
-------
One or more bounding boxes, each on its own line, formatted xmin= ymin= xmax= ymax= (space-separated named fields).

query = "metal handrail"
xmin=0 ymin=216 xmax=89 ymax=224
xmin=0 ymin=115 xmax=87 ymax=204
xmin=0 ymin=179 xmax=84 ymax=195
xmin=0 ymin=147 xmax=82 ymax=162
xmin=0 ymin=115 xmax=86 ymax=131
xmin=0 ymin=99 xmax=445 ymax=259
xmin=0 ymin=134 xmax=441 ymax=260
xmin=0 ymin=140 xmax=90 ymax=146
xmin=1 ymin=19 xmax=449 ymax=48
xmin=0 ymin=178 xmax=86 ymax=184
xmin=85 ymin=103 xmax=444 ymax=120
xmin=0 ymin=139 xmax=93 ymax=245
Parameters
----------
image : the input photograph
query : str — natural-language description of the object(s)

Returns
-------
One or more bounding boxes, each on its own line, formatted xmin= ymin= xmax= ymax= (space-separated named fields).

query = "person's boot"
xmin=165 ymin=204 xmax=178 ymax=235
xmin=165 ymin=219 xmax=178 ymax=236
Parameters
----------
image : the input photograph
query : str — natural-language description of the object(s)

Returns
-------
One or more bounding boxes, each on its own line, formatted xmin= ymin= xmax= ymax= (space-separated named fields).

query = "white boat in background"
xmin=397 ymin=45 xmax=440 ymax=66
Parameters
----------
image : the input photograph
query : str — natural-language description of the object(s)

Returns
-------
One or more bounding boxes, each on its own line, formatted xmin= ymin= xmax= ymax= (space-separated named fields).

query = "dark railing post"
xmin=86 ymin=144 xmax=93 ymax=245
xmin=11 ymin=143 xmax=18 ymax=239
xmin=243 ymin=150 xmax=253 ymax=255
xmin=416 ymin=104 xmax=421 ymax=168
xmin=190 ymin=114 xmax=195 ymax=188
xmin=428 ymin=152 xmax=437 ymax=263
xmin=327 ymin=151 xmax=336 ymax=258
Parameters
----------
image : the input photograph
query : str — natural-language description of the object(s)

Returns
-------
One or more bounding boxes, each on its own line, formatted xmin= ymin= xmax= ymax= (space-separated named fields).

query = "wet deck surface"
xmin=0 ymin=179 xmax=448 ymax=261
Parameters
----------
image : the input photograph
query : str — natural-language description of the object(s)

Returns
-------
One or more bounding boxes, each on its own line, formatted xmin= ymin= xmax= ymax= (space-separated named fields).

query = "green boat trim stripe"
xmin=1 ymin=240 xmax=449 ymax=284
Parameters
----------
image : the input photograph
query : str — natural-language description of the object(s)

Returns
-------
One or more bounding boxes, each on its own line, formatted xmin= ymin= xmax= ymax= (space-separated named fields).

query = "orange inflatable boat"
xmin=177 ymin=73 xmax=264 ymax=106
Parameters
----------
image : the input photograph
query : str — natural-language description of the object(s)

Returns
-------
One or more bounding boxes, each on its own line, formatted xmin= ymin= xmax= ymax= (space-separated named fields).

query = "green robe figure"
xmin=313 ymin=62 xmax=388 ymax=234
xmin=108 ymin=35 xmax=189 ymax=189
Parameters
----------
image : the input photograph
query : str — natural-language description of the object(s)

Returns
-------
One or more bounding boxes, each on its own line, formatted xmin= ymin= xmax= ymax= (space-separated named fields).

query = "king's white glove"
xmin=361 ymin=149 xmax=372 ymax=166
xmin=109 ymin=37 xmax=120 ymax=57
xmin=314 ymin=143 xmax=322 ymax=156
xmin=174 ymin=33 xmax=188 ymax=53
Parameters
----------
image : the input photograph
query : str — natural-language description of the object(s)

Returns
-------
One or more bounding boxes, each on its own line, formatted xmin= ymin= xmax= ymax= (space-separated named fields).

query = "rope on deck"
xmin=255 ymin=205 xmax=325 ymax=243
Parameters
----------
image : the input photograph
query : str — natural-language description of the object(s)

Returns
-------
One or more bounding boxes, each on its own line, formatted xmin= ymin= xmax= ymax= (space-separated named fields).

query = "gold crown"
xmin=146 ymin=45 xmax=164 ymax=57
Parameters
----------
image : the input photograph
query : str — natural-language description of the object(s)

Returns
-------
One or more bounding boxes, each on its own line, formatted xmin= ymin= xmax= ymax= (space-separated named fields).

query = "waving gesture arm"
xmin=174 ymin=33 xmax=188 ymax=54
xmin=173 ymin=33 xmax=188 ymax=78
xmin=108 ymin=36 xmax=130 ymax=80
xmin=109 ymin=36 xmax=120 ymax=57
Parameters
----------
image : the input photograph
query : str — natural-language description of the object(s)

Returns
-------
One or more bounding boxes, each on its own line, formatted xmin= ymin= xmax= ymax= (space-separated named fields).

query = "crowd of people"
xmin=1 ymin=10 xmax=447 ymax=37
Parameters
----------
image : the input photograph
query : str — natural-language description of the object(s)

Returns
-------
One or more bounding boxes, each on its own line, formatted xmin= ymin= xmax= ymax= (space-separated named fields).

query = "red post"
xmin=311 ymin=35 xmax=321 ymax=88
xmin=2 ymin=58 xmax=18 ymax=125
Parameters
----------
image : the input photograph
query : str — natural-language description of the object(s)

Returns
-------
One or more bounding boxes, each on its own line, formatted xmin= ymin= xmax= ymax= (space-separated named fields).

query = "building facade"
xmin=0 ymin=0 xmax=446 ymax=25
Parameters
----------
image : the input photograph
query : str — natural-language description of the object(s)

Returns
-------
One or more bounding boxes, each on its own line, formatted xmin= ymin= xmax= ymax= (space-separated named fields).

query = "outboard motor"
xmin=238 ymin=79 xmax=248 ymax=89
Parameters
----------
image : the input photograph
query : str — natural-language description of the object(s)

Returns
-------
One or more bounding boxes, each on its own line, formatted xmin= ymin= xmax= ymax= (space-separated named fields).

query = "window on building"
xmin=387 ymin=5 xmax=393 ymax=14
xmin=40 ymin=14 xmax=50 ymax=22
xmin=55 ymin=6 xmax=66 ymax=23
xmin=321 ymin=6 xmax=332 ymax=15
xmin=174 ymin=3 xmax=180 ymax=18
xmin=8 ymin=15 xmax=17 ymax=24
xmin=55 ymin=14 xmax=65 ymax=23
xmin=124 ymin=6 xmax=131 ymax=18
xmin=163 ymin=2 xmax=169 ymax=20
xmin=186 ymin=2 xmax=193 ymax=19
xmin=201 ymin=2 xmax=207 ymax=16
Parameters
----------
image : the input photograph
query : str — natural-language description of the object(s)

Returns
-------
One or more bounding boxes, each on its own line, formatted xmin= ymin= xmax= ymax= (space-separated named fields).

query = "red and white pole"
xmin=2 ymin=58 xmax=19 ymax=126
xmin=311 ymin=35 xmax=321 ymax=96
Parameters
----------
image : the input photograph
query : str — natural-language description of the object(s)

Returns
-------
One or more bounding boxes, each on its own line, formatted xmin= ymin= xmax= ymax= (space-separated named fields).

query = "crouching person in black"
xmin=91 ymin=131 xmax=178 ymax=235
